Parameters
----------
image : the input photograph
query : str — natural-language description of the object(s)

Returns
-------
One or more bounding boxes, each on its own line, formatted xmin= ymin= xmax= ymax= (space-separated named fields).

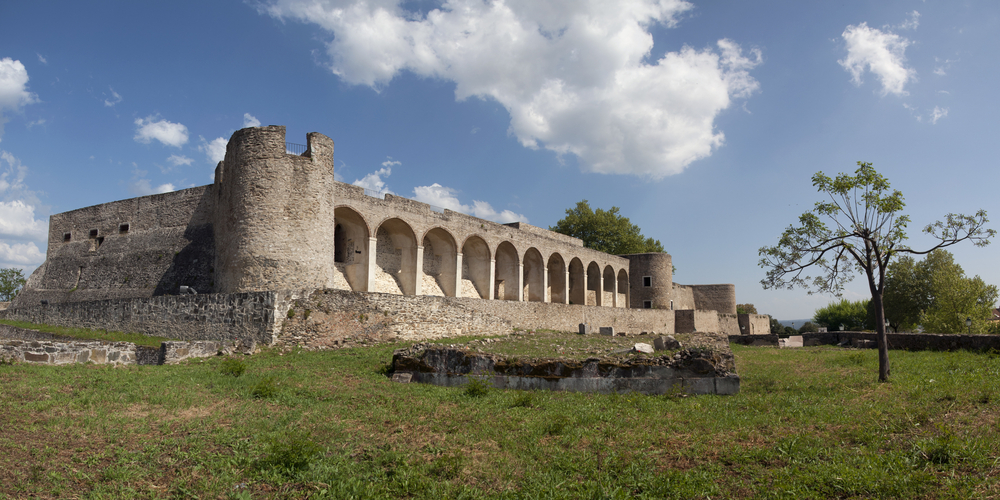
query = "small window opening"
xmin=89 ymin=229 xmax=98 ymax=238
xmin=670 ymin=300 xmax=674 ymax=310
xmin=643 ymin=300 xmax=652 ymax=309
xmin=63 ymin=232 xmax=71 ymax=242
xmin=119 ymin=223 xmax=130 ymax=233
xmin=96 ymin=236 xmax=104 ymax=248
xmin=643 ymin=276 xmax=652 ymax=287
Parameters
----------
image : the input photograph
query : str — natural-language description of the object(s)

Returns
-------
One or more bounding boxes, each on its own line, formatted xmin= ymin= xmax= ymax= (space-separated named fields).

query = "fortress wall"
xmin=4 ymin=292 xmax=279 ymax=346
xmin=738 ymin=313 xmax=771 ymax=335
xmin=502 ymin=222 xmax=584 ymax=248
xmin=278 ymin=289 xmax=675 ymax=348
xmin=214 ymin=127 xmax=338 ymax=293
xmin=672 ymin=284 xmax=696 ymax=310
xmin=15 ymin=186 xmax=215 ymax=307
xmin=691 ymin=284 xmax=737 ymax=314
xmin=675 ymin=309 xmax=726 ymax=334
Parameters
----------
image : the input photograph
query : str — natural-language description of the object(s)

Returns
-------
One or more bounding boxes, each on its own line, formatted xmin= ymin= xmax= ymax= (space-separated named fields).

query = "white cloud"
xmin=0 ymin=241 xmax=44 ymax=267
xmin=412 ymin=183 xmax=527 ymax=223
xmin=0 ymin=200 xmax=47 ymax=240
xmin=36 ymin=53 xmax=48 ymax=65
xmin=104 ymin=87 xmax=123 ymax=107
xmin=243 ymin=113 xmax=261 ymax=127
xmin=199 ymin=136 xmax=227 ymax=164
xmin=352 ymin=167 xmax=394 ymax=195
xmin=127 ymin=169 xmax=176 ymax=196
xmin=0 ymin=150 xmax=48 ymax=267
xmin=0 ymin=58 xmax=40 ymax=141
xmin=898 ymin=10 xmax=920 ymax=30
xmin=382 ymin=157 xmax=401 ymax=168
xmin=26 ymin=118 xmax=45 ymax=129
xmin=930 ymin=106 xmax=948 ymax=124
xmin=134 ymin=116 xmax=189 ymax=147
xmin=264 ymin=0 xmax=762 ymax=179
xmin=167 ymin=154 xmax=194 ymax=166
xmin=839 ymin=22 xmax=915 ymax=96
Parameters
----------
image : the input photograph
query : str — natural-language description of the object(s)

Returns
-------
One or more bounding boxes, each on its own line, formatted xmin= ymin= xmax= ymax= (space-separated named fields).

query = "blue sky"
xmin=1 ymin=0 xmax=997 ymax=319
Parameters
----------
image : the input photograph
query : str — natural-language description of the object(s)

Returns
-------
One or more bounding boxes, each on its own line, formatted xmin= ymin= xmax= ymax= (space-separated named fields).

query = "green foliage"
xmin=219 ymin=357 xmax=246 ymax=377
xmin=797 ymin=321 xmax=819 ymax=333
xmin=463 ymin=375 xmax=491 ymax=397
xmin=510 ymin=391 xmax=535 ymax=408
xmin=0 ymin=267 xmax=27 ymax=302
xmin=769 ymin=316 xmax=783 ymax=334
xmin=257 ymin=431 xmax=322 ymax=474
xmin=814 ymin=298 xmax=870 ymax=331
xmin=250 ymin=376 xmax=278 ymax=399
xmin=550 ymin=199 xmax=665 ymax=256
xmin=736 ymin=303 xmax=758 ymax=315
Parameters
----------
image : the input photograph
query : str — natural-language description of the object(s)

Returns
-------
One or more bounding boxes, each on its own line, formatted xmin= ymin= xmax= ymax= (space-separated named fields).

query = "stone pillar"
xmin=414 ymin=245 xmax=424 ymax=296
xmin=454 ymin=252 xmax=463 ymax=299
xmin=517 ymin=263 xmax=524 ymax=301
xmin=366 ymin=236 xmax=377 ymax=293
xmin=542 ymin=265 xmax=549 ymax=302
xmin=489 ymin=259 xmax=496 ymax=300
xmin=563 ymin=270 xmax=570 ymax=304
xmin=597 ymin=273 xmax=604 ymax=307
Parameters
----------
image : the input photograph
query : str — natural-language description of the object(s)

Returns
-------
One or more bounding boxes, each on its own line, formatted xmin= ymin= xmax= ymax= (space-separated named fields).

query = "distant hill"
xmin=778 ymin=319 xmax=814 ymax=328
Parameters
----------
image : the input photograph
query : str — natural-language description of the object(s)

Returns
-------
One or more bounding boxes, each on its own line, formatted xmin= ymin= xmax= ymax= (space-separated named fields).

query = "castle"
xmin=9 ymin=126 xmax=768 ymax=346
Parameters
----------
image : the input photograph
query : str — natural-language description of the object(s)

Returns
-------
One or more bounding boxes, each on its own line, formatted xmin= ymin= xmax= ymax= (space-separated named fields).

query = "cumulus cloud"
xmin=898 ymin=10 xmax=920 ymax=30
xmin=127 ymin=168 xmax=176 ymax=196
xmin=0 ymin=150 xmax=47 ymax=267
xmin=264 ymin=0 xmax=761 ymax=178
xmin=199 ymin=136 xmax=227 ymax=164
xmin=243 ymin=113 xmax=261 ymax=127
xmin=930 ymin=106 xmax=948 ymax=124
xmin=413 ymin=183 xmax=527 ymax=223
xmin=104 ymin=87 xmax=123 ymax=107
xmin=167 ymin=154 xmax=193 ymax=166
xmin=839 ymin=21 xmax=915 ymax=96
xmin=134 ymin=116 xmax=189 ymax=147
xmin=0 ymin=58 xmax=40 ymax=141
xmin=352 ymin=167 xmax=394 ymax=195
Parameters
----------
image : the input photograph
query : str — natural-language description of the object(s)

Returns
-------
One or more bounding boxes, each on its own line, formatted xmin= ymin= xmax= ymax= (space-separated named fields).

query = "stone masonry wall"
xmin=4 ymin=292 xmax=279 ymax=346
xmin=738 ymin=314 xmax=771 ymax=335
xmin=16 ymin=186 xmax=215 ymax=306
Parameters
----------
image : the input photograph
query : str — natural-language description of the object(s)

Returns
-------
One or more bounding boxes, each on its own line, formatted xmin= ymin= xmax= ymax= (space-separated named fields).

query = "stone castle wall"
xmin=18 ymin=186 xmax=215 ymax=306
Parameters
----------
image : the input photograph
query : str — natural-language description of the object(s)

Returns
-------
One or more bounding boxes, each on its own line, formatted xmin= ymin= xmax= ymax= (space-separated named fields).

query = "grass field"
xmin=0 ymin=340 xmax=998 ymax=499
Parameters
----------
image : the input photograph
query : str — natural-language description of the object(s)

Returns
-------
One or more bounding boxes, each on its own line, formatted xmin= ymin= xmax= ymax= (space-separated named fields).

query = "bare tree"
xmin=759 ymin=162 xmax=994 ymax=381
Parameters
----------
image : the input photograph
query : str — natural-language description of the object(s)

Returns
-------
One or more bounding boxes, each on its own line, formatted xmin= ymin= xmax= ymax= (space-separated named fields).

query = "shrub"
xmin=251 ymin=377 xmax=278 ymax=399
xmin=510 ymin=391 xmax=535 ymax=408
xmin=464 ymin=375 xmax=491 ymax=397
xmin=219 ymin=357 xmax=246 ymax=377
xmin=257 ymin=431 xmax=322 ymax=474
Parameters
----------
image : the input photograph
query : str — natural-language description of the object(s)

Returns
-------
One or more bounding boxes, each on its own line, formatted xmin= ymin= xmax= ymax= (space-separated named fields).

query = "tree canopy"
xmin=759 ymin=162 xmax=994 ymax=381
xmin=884 ymin=250 xmax=998 ymax=334
xmin=550 ymin=200 xmax=665 ymax=256
xmin=814 ymin=298 xmax=870 ymax=331
xmin=0 ymin=268 xmax=27 ymax=302
xmin=736 ymin=303 xmax=758 ymax=315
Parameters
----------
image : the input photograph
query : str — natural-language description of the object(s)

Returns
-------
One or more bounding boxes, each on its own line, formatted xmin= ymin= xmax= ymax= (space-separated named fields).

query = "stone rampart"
xmin=738 ymin=314 xmax=771 ymax=335
xmin=675 ymin=309 xmax=725 ymax=334
xmin=801 ymin=331 xmax=1000 ymax=351
xmin=3 ymin=292 xmax=279 ymax=346
xmin=690 ymin=284 xmax=737 ymax=314
xmin=278 ymin=289 xmax=678 ymax=349
xmin=16 ymin=186 xmax=215 ymax=306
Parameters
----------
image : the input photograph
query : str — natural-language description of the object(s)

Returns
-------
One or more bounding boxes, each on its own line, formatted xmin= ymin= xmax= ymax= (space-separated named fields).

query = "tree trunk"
xmin=872 ymin=291 xmax=890 ymax=382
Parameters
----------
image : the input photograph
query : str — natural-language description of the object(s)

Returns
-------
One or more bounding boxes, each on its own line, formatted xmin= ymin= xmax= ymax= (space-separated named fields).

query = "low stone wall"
xmin=728 ymin=334 xmax=780 ymax=347
xmin=278 ymin=289 xmax=679 ymax=349
xmin=801 ymin=331 xmax=1000 ymax=351
xmin=0 ymin=339 xmax=142 ymax=365
xmin=390 ymin=346 xmax=739 ymax=396
xmin=3 ymin=292 xmax=280 ymax=347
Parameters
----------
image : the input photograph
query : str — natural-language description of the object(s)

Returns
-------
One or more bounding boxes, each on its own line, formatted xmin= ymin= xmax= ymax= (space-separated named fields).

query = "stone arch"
xmin=460 ymin=235 xmax=491 ymax=299
xmin=568 ymin=258 xmax=585 ymax=306
xmin=373 ymin=218 xmax=417 ymax=295
xmin=522 ymin=247 xmax=544 ymax=302
xmin=494 ymin=241 xmax=520 ymax=301
xmin=603 ymin=265 xmax=616 ymax=307
xmin=587 ymin=261 xmax=601 ymax=306
xmin=333 ymin=206 xmax=369 ymax=291
xmin=547 ymin=253 xmax=567 ymax=304
xmin=421 ymin=227 xmax=457 ymax=297
xmin=617 ymin=268 xmax=629 ymax=308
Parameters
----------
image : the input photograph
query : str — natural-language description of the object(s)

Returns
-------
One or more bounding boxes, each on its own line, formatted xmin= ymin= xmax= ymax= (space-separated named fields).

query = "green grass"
xmin=0 ymin=342 xmax=998 ymax=498
xmin=0 ymin=319 xmax=173 ymax=348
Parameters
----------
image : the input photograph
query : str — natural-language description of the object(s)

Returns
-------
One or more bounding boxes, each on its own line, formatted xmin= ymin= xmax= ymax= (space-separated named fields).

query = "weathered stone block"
xmin=599 ymin=327 xmax=614 ymax=336
xmin=578 ymin=323 xmax=592 ymax=335
xmin=24 ymin=352 xmax=48 ymax=362
xmin=391 ymin=372 xmax=413 ymax=383
xmin=653 ymin=335 xmax=680 ymax=351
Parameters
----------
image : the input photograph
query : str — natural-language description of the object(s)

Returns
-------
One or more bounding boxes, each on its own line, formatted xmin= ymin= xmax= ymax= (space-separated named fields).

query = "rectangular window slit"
xmin=89 ymin=229 xmax=98 ymax=238
xmin=119 ymin=223 xmax=130 ymax=233
xmin=643 ymin=276 xmax=652 ymax=287
xmin=63 ymin=232 xmax=71 ymax=242
xmin=643 ymin=300 xmax=652 ymax=309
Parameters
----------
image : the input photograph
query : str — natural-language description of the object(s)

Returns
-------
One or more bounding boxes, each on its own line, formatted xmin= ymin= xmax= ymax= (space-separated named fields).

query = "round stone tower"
xmin=213 ymin=125 xmax=337 ymax=292
xmin=622 ymin=253 xmax=673 ymax=309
